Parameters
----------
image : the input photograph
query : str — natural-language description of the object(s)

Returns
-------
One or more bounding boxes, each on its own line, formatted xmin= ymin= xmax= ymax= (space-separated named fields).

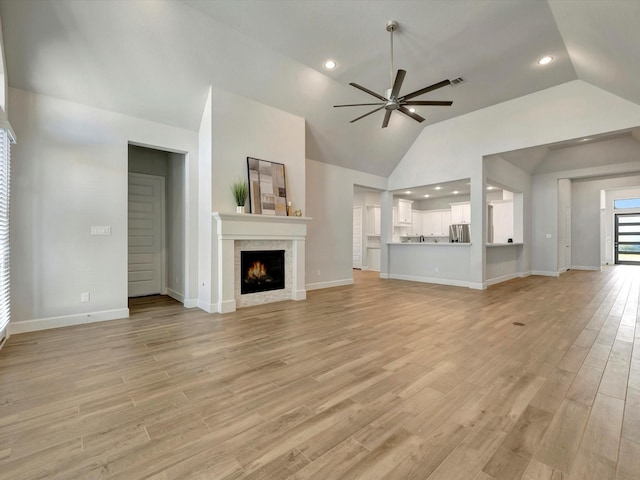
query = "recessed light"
xmin=453 ymin=191 xmax=459 ymax=195
xmin=538 ymin=56 xmax=553 ymax=65
xmin=405 ymin=191 xmax=411 ymax=194
xmin=487 ymin=186 xmax=495 ymax=190
xmin=580 ymin=138 xmax=591 ymax=142
xmin=424 ymin=194 xmax=430 ymax=198
xmin=434 ymin=186 xmax=442 ymax=190
xmin=324 ymin=59 xmax=337 ymax=70
xmin=408 ymin=108 xmax=416 ymax=113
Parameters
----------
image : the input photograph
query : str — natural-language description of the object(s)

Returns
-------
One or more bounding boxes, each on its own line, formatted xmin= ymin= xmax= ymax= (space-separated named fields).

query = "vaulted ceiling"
xmin=1 ymin=1 xmax=638 ymax=176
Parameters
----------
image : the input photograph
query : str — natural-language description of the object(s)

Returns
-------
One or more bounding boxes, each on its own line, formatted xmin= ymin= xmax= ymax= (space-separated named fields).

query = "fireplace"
xmin=240 ymin=250 xmax=285 ymax=295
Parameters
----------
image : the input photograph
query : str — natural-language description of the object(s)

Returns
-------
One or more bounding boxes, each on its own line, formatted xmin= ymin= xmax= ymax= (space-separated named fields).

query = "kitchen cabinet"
xmin=441 ymin=209 xmax=451 ymax=236
xmin=422 ymin=209 xmax=450 ymax=236
xmin=450 ymin=202 xmax=471 ymax=224
xmin=367 ymin=206 xmax=381 ymax=236
xmin=411 ymin=210 xmax=422 ymax=235
xmin=394 ymin=199 xmax=413 ymax=225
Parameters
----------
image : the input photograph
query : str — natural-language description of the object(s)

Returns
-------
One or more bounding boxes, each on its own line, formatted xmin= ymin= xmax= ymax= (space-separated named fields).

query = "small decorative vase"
xmin=236 ymin=205 xmax=245 ymax=214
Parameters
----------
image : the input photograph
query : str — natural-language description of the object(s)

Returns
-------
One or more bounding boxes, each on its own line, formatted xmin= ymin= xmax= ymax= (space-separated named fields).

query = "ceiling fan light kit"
xmin=334 ymin=20 xmax=453 ymax=128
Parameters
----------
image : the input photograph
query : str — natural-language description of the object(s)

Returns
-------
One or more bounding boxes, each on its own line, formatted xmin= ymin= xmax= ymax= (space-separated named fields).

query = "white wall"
xmin=306 ymin=159 xmax=386 ymax=289
xmin=570 ymin=179 xmax=640 ymax=269
xmin=9 ymin=88 xmax=199 ymax=332
xmin=210 ymin=85 xmax=305 ymax=214
xmin=388 ymin=80 xmax=640 ymax=285
xmin=197 ymin=85 xmax=306 ymax=312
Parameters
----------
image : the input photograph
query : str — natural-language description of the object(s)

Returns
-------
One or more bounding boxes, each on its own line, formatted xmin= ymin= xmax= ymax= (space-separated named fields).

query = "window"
xmin=614 ymin=198 xmax=640 ymax=209
xmin=0 ymin=128 xmax=10 ymax=336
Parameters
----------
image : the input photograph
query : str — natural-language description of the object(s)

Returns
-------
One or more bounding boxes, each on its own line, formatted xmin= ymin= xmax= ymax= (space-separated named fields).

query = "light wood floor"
xmin=1 ymin=268 xmax=639 ymax=479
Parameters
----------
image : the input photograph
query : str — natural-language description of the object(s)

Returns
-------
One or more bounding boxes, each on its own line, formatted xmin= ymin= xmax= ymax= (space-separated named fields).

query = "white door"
xmin=128 ymin=173 xmax=165 ymax=297
xmin=353 ymin=206 xmax=362 ymax=269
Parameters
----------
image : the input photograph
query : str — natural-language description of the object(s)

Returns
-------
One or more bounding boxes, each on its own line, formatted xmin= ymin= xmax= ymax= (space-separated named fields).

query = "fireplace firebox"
xmin=240 ymin=250 xmax=285 ymax=295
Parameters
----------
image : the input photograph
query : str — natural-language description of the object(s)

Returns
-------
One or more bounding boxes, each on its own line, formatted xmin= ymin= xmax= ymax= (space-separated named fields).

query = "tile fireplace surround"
xmin=212 ymin=212 xmax=311 ymax=313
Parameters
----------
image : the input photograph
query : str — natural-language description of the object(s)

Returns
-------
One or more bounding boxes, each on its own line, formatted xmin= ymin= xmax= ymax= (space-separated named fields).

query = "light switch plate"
xmin=91 ymin=226 xmax=111 ymax=236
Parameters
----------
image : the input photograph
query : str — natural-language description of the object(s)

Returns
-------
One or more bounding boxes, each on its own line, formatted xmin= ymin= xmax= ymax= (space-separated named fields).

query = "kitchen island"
xmin=385 ymin=241 xmax=473 ymax=288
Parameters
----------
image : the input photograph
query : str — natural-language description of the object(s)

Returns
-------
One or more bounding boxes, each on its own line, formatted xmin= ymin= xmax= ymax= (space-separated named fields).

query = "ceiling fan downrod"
xmin=386 ymin=20 xmax=398 ymax=95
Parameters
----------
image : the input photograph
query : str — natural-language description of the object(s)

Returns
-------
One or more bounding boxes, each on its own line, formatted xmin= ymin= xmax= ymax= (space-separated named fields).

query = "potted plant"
xmin=231 ymin=180 xmax=248 ymax=213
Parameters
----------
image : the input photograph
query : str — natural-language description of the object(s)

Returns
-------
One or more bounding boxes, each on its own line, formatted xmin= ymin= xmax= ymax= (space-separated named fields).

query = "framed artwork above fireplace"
xmin=247 ymin=157 xmax=288 ymax=216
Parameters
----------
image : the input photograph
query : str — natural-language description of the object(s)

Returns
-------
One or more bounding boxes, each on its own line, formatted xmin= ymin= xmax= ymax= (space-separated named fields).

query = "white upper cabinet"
xmin=421 ymin=209 xmax=450 ymax=236
xmin=394 ymin=199 xmax=413 ymax=225
xmin=411 ymin=210 xmax=422 ymax=235
xmin=450 ymin=202 xmax=471 ymax=224
xmin=367 ymin=206 xmax=381 ymax=236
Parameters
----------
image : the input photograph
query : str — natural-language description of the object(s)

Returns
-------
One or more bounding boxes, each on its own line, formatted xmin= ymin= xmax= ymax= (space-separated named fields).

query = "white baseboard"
xmin=183 ymin=299 xmax=198 ymax=309
xmin=379 ymin=273 xmax=390 ymax=279
xmin=486 ymin=273 xmax=519 ymax=286
xmin=166 ymin=288 xmax=184 ymax=303
xmin=388 ymin=274 xmax=471 ymax=289
xmin=531 ymin=270 xmax=560 ymax=277
xmin=292 ymin=289 xmax=307 ymax=301
xmin=571 ymin=265 xmax=602 ymax=271
xmin=468 ymin=282 xmax=487 ymax=290
xmin=306 ymin=278 xmax=354 ymax=291
xmin=9 ymin=308 xmax=130 ymax=334
xmin=559 ymin=267 xmax=567 ymax=274
xmin=197 ymin=300 xmax=216 ymax=313
xmin=518 ymin=271 xmax=532 ymax=278
xmin=217 ymin=299 xmax=236 ymax=314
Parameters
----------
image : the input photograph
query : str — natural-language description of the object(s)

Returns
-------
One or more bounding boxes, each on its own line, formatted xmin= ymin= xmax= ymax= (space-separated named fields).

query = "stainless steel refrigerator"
xmin=449 ymin=224 xmax=471 ymax=243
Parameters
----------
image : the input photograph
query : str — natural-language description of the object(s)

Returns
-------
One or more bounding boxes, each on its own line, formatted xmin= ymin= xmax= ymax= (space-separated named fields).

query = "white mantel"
xmin=212 ymin=212 xmax=312 ymax=313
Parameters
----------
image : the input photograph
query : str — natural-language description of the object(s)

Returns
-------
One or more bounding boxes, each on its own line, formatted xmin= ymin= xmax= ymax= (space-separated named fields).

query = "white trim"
xmin=468 ymin=282 xmax=487 ymax=290
xmin=571 ymin=265 xmax=602 ymax=271
xmin=559 ymin=267 xmax=567 ymax=274
xmin=388 ymin=274 xmax=470 ymax=288
xmin=379 ymin=273 xmax=390 ymax=279
xmin=8 ymin=308 xmax=130 ymax=334
xmin=292 ymin=289 xmax=307 ymax=300
xmin=217 ymin=299 xmax=236 ymax=314
xmin=531 ymin=270 xmax=560 ymax=277
xmin=518 ymin=271 xmax=532 ymax=278
xmin=306 ymin=278 xmax=353 ymax=291
xmin=183 ymin=298 xmax=198 ymax=309
xmin=166 ymin=288 xmax=184 ymax=303
xmin=197 ymin=300 xmax=215 ymax=313
xmin=486 ymin=273 xmax=519 ymax=286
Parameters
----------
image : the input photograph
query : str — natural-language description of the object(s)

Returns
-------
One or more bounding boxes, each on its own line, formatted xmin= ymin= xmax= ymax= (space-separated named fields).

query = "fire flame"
xmin=247 ymin=261 xmax=267 ymax=280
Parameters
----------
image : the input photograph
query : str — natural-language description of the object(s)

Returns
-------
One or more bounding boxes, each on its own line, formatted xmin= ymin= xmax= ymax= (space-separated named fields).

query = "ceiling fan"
xmin=334 ymin=20 xmax=453 ymax=128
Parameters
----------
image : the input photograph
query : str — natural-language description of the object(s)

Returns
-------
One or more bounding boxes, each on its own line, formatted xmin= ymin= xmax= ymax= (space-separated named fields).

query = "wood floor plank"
xmin=1 ymin=268 xmax=639 ymax=479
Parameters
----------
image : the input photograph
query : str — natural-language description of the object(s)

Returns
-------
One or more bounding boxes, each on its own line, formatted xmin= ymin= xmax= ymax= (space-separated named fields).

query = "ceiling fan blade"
xmin=349 ymin=82 xmax=387 ymax=102
xmin=334 ymin=102 xmax=385 ymax=108
xmin=390 ymin=69 xmax=406 ymax=100
xmin=350 ymin=105 xmax=386 ymax=123
xmin=400 ymin=79 xmax=451 ymax=101
xmin=398 ymin=106 xmax=425 ymax=123
xmin=382 ymin=110 xmax=392 ymax=128
xmin=403 ymin=100 xmax=453 ymax=106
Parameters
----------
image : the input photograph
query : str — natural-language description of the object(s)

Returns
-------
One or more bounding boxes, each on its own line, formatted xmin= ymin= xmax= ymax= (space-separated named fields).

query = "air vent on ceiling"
xmin=450 ymin=77 xmax=465 ymax=85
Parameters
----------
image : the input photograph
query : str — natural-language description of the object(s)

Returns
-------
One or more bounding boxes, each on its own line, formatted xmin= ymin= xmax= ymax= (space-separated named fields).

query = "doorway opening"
xmin=353 ymin=186 xmax=383 ymax=277
xmin=615 ymin=213 xmax=640 ymax=265
xmin=128 ymin=144 xmax=186 ymax=302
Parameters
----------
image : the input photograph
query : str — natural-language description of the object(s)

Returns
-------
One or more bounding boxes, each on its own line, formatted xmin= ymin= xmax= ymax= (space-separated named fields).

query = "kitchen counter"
xmin=486 ymin=243 xmax=523 ymax=247
xmin=388 ymin=242 xmax=471 ymax=246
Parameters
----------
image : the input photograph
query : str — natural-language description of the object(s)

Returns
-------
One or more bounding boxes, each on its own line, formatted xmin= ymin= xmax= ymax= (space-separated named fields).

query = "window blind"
xmin=0 ymin=128 xmax=10 ymax=336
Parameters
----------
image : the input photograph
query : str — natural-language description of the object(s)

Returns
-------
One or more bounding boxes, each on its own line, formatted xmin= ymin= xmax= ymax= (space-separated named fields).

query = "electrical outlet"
xmin=546 ymin=233 xmax=552 ymax=239
xmin=435 ymin=266 xmax=439 ymax=273
xmin=80 ymin=292 xmax=90 ymax=303
xmin=316 ymin=270 xmax=321 ymax=276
